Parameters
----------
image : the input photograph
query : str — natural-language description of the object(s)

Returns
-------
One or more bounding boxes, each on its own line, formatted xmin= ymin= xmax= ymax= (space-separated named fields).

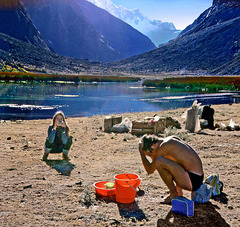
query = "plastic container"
xmin=172 ymin=196 xmax=194 ymax=217
xmin=114 ymin=173 xmax=141 ymax=203
xmin=94 ymin=181 xmax=116 ymax=196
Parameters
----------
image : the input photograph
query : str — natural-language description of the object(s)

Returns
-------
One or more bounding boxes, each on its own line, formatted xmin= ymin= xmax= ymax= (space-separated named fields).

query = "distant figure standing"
xmin=139 ymin=135 xmax=204 ymax=204
xmin=201 ymin=105 xmax=215 ymax=129
xmin=42 ymin=111 xmax=72 ymax=160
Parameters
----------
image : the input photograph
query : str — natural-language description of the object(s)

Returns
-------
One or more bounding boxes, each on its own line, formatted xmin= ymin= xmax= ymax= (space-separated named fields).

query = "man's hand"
xmin=138 ymin=140 xmax=156 ymax=174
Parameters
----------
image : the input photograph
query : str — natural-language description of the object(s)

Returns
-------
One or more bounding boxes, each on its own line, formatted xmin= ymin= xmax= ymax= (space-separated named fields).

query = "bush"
xmin=163 ymin=126 xmax=190 ymax=142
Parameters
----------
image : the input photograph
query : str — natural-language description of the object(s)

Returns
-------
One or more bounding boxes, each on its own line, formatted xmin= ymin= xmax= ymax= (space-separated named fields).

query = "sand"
xmin=0 ymin=103 xmax=240 ymax=226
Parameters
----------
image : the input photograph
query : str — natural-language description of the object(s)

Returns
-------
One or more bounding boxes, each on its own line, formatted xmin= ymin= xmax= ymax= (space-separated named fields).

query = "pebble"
xmin=23 ymin=184 xmax=32 ymax=189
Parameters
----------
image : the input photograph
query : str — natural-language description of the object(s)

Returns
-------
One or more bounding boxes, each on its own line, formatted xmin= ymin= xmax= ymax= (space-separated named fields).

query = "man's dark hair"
xmin=141 ymin=135 xmax=159 ymax=154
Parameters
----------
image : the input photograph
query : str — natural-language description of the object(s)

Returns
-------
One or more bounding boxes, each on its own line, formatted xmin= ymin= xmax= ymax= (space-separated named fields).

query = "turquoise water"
xmin=0 ymin=82 xmax=235 ymax=120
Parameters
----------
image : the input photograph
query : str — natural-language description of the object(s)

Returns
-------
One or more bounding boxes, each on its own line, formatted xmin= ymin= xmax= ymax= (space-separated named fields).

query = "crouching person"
xmin=139 ymin=135 xmax=204 ymax=204
xmin=42 ymin=111 xmax=72 ymax=161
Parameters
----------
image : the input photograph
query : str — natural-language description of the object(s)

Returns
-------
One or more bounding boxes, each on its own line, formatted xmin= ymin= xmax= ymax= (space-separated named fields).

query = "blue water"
xmin=0 ymin=82 xmax=236 ymax=120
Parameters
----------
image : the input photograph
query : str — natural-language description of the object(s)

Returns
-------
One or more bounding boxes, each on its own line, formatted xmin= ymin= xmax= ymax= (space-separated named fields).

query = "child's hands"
xmin=53 ymin=118 xmax=59 ymax=129
xmin=61 ymin=121 xmax=66 ymax=128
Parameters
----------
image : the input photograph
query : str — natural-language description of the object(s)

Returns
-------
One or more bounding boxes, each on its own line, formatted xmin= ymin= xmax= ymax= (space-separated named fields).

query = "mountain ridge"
xmin=86 ymin=0 xmax=181 ymax=46
xmin=21 ymin=0 xmax=122 ymax=62
xmin=22 ymin=0 xmax=155 ymax=62
xmin=213 ymin=0 xmax=240 ymax=6
xmin=106 ymin=0 xmax=240 ymax=75
xmin=0 ymin=0 xmax=239 ymax=75
xmin=0 ymin=0 xmax=50 ymax=51
xmin=78 ymin=0 xmax=156 ymax=59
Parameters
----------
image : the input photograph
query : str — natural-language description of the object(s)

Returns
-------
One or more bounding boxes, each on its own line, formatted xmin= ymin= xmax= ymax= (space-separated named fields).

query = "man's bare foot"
xmin=176 ymin=185 xmax=183 ymax=196
xmin=160 ymin=195 xmax=175 ymax=204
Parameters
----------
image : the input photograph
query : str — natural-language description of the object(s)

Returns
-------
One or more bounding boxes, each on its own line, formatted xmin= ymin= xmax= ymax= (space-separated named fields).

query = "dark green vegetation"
xmin=0 ymin=71 xmax=140 ymax=84
xmin=142 ymin=76 xmax=240 ymax=92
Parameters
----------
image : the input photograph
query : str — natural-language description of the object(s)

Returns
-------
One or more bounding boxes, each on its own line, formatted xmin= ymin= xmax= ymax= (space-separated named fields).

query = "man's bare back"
xmin=154 ymin=136 xmax=203 ymax=175
xmin=139 ymin=135 xmax=204 ymax=203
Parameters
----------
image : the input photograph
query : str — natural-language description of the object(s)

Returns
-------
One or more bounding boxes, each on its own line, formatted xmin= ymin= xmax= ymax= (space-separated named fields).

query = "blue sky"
xmin=111 ymin=0 xmax=213 ymax=30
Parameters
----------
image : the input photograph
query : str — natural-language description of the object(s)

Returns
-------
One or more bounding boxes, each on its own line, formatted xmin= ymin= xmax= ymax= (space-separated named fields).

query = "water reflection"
xmin=0 ymin=82 xmax=235 ymax=120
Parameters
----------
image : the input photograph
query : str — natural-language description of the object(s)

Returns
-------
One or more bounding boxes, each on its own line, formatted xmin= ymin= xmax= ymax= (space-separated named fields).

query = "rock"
xmin=166 ymin=117 xmax=181 ymax=129
xmin=111 ymin=118 xmax=132 ymax=133
xmin=23 ymin=184 xmax=32 ymax=189
xmin=213 ymin=0 xmax=240 ymax=6
xmin=185 ymin=108 xmax=201 ymax=133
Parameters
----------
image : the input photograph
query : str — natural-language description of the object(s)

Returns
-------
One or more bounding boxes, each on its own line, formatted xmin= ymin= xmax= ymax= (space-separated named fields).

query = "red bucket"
xmin=114 ymin=173 xmax=141 ymax=203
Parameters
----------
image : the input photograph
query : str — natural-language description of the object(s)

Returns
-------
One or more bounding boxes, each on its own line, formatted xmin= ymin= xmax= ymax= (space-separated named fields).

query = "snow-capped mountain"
xmin=108 ymin=0 xmax=240 ymax=75
xmin=87 ymin=0 xmax=181 ymax=46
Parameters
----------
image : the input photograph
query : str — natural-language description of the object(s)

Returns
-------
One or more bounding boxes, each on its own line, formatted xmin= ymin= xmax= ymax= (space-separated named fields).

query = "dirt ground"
xmin=0 ymin=103 xmax=239 ymax=226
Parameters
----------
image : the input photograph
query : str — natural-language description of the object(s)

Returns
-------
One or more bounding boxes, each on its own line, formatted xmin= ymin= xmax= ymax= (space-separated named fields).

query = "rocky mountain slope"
xmin=77 ymin=0 xmax=156 ymax=58
xmin=22 ymin=0 xmax=155 ymax=62
xmin=212 ymin=48 xmax=240 ymax=75
xmin=0 ymin=0 xmax=103 ymax=74
xmin=0 ymin=0 xmax=49 ymax=51
xmin=0 ymin=33 xmax=101 ymax=74
xmin=107 ymin=0 xmax=240 ymax=75
xmin=21 ymin=0 xmax=121 ymax=62
xmin=86 ymin=0 xmax=181 ymax=46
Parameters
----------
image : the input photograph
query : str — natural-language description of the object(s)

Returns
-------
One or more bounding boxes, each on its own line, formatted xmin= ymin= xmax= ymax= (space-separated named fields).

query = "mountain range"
xmin=86 ymin=0 xmax=181 ymax=46
xmin=107 ymin=0 xmax=240 ymax=75
xmin=0 ymin=0 xmax=239 ymax=75
xmin=21 ymin=0 xmax=155 ymax=62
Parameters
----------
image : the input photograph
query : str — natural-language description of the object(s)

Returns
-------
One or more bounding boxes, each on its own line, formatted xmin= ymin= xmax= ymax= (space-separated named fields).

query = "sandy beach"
xmin=0 ymin=103 xmax=239 ymax=226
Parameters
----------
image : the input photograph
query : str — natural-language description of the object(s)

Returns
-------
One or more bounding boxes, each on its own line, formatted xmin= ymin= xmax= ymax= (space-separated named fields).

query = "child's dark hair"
xmin=141 ymin=135 xmax=159 ymax=154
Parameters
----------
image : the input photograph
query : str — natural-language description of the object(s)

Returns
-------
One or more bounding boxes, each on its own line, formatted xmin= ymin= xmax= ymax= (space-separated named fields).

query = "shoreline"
xmin=1 ymin=99 xmax=238 ymax=122
xmin=0 ymin=103 xmax=239 ymax=226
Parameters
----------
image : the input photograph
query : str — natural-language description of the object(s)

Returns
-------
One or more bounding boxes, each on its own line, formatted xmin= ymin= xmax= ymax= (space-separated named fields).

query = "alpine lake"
xmin=0 ymin=81 xmax=237 ymax=120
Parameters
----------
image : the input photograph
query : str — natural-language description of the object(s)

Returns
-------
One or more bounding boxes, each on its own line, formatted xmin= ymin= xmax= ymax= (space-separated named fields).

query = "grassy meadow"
xmin=0 ymin=71 xmax=140 ymax=84
xmin=143 ymin=76 xmax=240 ymax=91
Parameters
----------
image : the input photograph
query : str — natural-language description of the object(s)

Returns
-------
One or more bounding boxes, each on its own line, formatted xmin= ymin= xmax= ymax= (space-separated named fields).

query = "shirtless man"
xmin=139 ymin=135 xmax=204 ymax=204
